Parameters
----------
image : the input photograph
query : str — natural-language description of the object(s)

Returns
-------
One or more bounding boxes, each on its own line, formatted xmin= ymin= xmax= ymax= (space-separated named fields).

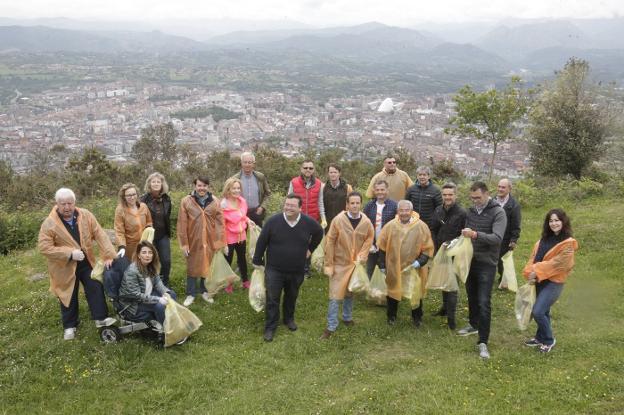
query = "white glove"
xmin=158 ymin=296 xmax=169 ymax=305
xmin=117 ymin=248 xmax=125 ymax=258
xmin=223 ymin=246 xmax=229 ymax=256
xmin=369 ymin=245 xmax=378 ymax=253
xmin=71 ymin=249 xmax=85 ymax=261
xmin=412 ymin=260 xmax=421 ymax=269
xmin=253 ymin=264 xmax=265 ymax=271
xmin=380 ymin=268 xmax=386 ymax=274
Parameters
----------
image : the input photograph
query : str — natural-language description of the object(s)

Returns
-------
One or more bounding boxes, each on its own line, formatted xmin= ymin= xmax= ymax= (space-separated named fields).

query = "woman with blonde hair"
xmin=221 ymin=177 xmax=253 ymax=291
xmin=140 ymin=172 xmax=173 ymax=287
xmin=114 ymin=183 xmax=152 ymax=260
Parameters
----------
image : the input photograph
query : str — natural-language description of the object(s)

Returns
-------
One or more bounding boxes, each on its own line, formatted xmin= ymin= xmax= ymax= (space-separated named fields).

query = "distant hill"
xmin=476 ymin=20 xmax=588 ymax=61
xmin=0 ymin=25 xmax=209 ymax=53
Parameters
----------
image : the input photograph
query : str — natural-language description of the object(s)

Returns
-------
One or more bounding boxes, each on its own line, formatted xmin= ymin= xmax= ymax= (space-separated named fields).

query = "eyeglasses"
xmin=302 ymin=167 xmax=314 ymax=170
xmin=125 ymin=193 xmax=138 ymax=198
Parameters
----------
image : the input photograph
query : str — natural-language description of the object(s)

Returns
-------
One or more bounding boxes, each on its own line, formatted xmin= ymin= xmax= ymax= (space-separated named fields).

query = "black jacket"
xmin=430 ymin=203 xmax=467 ymax=251
xmin=465 ymin=198 xmax=507 ymax=266
xmin=499 ymin=195 xmax=521 ymax=246
xmin=405 ymin=181 xmax=442 ymax=230
xmin=140 ymin=192 xmax=172 ymax=239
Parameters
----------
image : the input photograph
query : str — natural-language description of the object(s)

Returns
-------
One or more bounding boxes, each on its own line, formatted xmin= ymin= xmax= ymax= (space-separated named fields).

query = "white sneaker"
xmin=183 ymin=295 xmax=195 ymax=306
xmin=95 ymin=317 xmax=117 ymax=328
xmin=478 ymin=343 xmax=490 ymax=359
xmin=150 ymin=320 xmax=164 ymax=332
xmin=201 ymin=292 xmax=214 ymax=304
xmin=63 ymin=327 xmax=76 ymax=340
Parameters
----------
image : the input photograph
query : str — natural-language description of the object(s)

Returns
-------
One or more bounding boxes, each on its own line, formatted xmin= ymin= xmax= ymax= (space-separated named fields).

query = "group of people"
xmin=37 ymin=152 xmax=577 ymax=359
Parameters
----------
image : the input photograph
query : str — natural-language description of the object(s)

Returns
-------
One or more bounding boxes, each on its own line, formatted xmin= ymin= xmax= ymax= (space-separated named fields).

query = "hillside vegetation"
xmin=1 ymin=190 xmax=623 ymax=414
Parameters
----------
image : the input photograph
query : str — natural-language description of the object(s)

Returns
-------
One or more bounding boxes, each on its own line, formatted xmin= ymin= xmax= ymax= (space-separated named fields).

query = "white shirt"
xmin=374 ymin=201 xmax=385 ymax=238
xmin=144 ymin=277 xmax=153 ymax=298
xmin=283 ymin=213 xmax=302 ymax=228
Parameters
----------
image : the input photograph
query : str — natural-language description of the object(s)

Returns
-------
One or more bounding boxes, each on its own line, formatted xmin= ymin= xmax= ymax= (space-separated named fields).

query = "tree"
xmin=66 ymin=148 xmax=119 ymax=198
xmin=447 ymin=77 xmax=529 ymax=182
xmin=527 ymin=58 xmax=610 ymax=179
xmin=132 ymin=123 xmax=179 ymax=171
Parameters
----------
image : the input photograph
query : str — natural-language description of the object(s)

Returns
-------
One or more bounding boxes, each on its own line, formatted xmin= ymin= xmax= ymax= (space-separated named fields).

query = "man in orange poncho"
xmin=377 ymin=199 xmax=434 ymax=327
xmin=321 ymin=192 xmax=374 ymax=339
xmin=177 ymin=175 xmax=227 ymax=306
xmin=38 ymin=188 xmax=117 ymax=340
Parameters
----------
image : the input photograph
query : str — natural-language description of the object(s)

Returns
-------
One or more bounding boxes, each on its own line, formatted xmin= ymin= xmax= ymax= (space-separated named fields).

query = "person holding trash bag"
xmin=430 ymin=182 xmax=466 ymax=330
xmin=495 ymin=178 xmax=522 ymax=288
xmin=221 ymin=177 xmax=253 ymax=292
xmin=119 ymin=241 xmax=177 ymax=331
xmin=252 ymin=194 xmax=323 ymax=342
xmin=321 ymin=192 xmax=374 ymax=339
xmin=114 ymin=183 xmax=153 ymax=261
xmin=363 ymin=180 xmax=398 ymax=279
xmin=458 ymin=181 xmax=507 ymax=360
xmin=140 ymin=172 xmax=173 ymax=287
xmin=177 ymin=175 xmax=227 ymax=307
xmin=38 ymin=188 xmax=117 ymax=340
xmin=377 ymin=200 xmax=434 ymax=328
xmin=522 ymin=209 xmax=578 ymax=353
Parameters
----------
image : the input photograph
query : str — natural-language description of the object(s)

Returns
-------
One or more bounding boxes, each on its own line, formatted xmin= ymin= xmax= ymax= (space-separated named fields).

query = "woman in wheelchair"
xmin=119 ymin=241 xmax=176 ymax=331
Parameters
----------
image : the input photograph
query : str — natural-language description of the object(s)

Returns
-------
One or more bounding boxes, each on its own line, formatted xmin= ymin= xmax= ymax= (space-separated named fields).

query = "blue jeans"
xmin=130 ymin=292 xmax=177 ymax=324
xmin=465 ymin=260 xmax=496 ymax=344
xmin=154 ymin=237 xmax=171 ymax=287
xmin=186 ymin=277 xmax=207 ymax=296
xmin=532 ymin=280 xmax=564 ymax=346
xmin=327 ymin=297 xmax=354 ymax=331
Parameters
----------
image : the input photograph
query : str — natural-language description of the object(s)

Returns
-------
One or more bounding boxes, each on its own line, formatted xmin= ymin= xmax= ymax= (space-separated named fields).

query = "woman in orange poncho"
xmin=522 ymin=208 xmax=578 ymax=353
xmin=114 ymin=183 xmax=152 ymax=260
xmin=377 ymin=200 xmax=434 ymax=327
xmin=321 ymin=192 xmax=374 ymax=339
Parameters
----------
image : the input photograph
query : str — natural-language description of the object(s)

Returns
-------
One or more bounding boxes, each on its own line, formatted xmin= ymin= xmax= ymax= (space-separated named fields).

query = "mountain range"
xmin=1 ymin=18 xmax=623 ymax=83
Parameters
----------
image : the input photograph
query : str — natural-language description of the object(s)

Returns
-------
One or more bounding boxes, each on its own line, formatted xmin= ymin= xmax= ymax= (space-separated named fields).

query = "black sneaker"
xmin=457 ymin=325 xmax=478 ymax=336
xmin=387 ymin=317 xmax=396 ymax=326
xmin=524 ymin=338 xmax=542 ymax=347
xmin=411 ymin=318 xmax=422 ymax=328
xmin=539 ymin=339 xmax=556 ymax=353
xmin=433 ymin=308 xmax=447 ymax=317
xmin=263 ymin=329 xmax=275 ymax=342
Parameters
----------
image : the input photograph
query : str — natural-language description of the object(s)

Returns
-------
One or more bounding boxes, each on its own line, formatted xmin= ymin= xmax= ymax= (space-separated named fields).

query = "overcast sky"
xmin=1 ymin=0 xmax=623 ymax=26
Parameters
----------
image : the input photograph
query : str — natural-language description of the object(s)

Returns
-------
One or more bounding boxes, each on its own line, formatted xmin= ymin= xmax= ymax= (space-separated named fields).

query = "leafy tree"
xmin=66 ymin=148 xmax=119 ymax=198
xmin=0 ymin=160 xmax=13 ymax=200
xmin=528 ymin=58 xmax=610 ymax=179
xmin=132 ymin=123 xmax=179 ymax=171
xmin=447 ymin=77 xmax=529 ymax=182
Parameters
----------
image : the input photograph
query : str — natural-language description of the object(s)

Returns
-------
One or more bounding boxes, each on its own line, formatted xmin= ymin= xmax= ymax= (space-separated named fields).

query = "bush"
xmin=0 ymin=210 xmax=46 ymax=254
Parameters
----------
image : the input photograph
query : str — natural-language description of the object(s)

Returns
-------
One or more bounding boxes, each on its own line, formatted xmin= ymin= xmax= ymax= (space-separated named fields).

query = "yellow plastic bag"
xmin=445 ymin=236 xmax=473 ymax=283
xmin=140 ymin=227 xmax=155 ymax=243
xmin=246 ymin=222 xmax=261 ymax=260
xmin=206 ymin=251 xmax=240 ymax=295
xmin=499 ymin=251 xmax=518 ymax=292
xmin=91 ymin=260 xmax=104 ymax=283
xmin=515 ymin=283 xmax=536 ymax=330
xmin=401 ymin=267 xmax=421 ymax=305
xmin=248 ymin=268 xmax=266 ymax=312
xmin=163 ymin=294 xmax=203 ymax=347
xmin=347 ymin=263 xmax=370 ymax=295
xmin=427 ymin=246 xmax=459 ymax=292
xmin=366 ymin=266 xmax=387 ymax=305
xmin=311 ymin=236 xmax=325 ymax=270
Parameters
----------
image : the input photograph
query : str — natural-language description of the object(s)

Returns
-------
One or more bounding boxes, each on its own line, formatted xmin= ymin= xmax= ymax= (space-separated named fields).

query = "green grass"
xmin=1 ymin=198 xmax=623 ymax=414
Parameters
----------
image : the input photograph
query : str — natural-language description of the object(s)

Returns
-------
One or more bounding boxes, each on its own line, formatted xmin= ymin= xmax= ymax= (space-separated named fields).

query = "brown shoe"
xmin=319 ymin=329 xmax=333 ymax=340
xmin=342 ymin=320 xmax=355 ymax=327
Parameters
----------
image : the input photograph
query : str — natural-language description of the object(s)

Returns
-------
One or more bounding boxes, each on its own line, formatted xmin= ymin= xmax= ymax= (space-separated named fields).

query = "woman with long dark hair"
xmin=119 ymin=241 xmax=175 ymax=330
xmin=522 ymin=208 xmax=578 ymax=353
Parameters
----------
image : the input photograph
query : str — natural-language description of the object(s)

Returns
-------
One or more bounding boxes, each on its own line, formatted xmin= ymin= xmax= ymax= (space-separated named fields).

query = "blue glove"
xmin=411 ymin=260 xmax=421 ymax=269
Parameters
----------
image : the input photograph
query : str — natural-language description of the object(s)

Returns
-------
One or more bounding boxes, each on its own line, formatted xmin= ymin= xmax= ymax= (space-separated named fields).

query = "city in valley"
xmin=0 ymin=82 xmax=529 ymax=177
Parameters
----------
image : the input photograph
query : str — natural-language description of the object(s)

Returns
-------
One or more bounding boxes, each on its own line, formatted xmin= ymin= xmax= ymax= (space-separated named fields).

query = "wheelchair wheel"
xmin=100 ymin=326 xmax=121 ymax=343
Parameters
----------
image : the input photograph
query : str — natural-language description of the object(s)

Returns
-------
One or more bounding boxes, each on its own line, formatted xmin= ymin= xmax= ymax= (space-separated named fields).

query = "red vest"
xmin=291 ymin=176 xmax=321 ymax=221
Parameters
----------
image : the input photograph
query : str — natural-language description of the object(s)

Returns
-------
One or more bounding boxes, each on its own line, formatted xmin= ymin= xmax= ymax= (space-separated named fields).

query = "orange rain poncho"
xmin=376 ymin=212 xmax=434 ymax=301
xmin=114 ymin=202 xmax=152 ymax=257
xmin=324 ymin=213 xmax=374 ymax=300
xmin=522 ymin=237 xmax=579 ymax=283
xmin=177 ymin=195 xmax=227 ymax=278
xmin=38 ymin=207 xmax=116 ymax=307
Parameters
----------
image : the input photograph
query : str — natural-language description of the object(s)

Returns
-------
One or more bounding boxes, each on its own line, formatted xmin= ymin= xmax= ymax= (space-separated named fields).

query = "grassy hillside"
xmin=1 ymin=196 xmax=623 ymax=414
